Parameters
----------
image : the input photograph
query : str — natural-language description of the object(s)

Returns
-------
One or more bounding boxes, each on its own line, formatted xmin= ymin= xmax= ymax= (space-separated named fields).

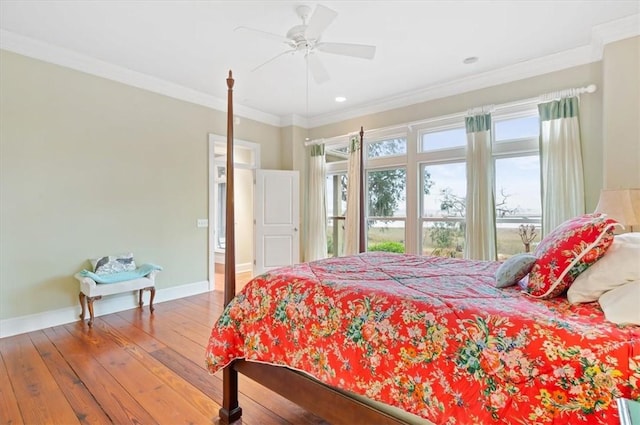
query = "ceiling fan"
xmin=235 ymin=4 xmax=377 ymax=84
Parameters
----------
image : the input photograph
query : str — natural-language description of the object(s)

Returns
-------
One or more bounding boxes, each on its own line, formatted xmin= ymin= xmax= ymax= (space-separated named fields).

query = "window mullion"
xmin=405 ymin=126 xmax=418 ymax=255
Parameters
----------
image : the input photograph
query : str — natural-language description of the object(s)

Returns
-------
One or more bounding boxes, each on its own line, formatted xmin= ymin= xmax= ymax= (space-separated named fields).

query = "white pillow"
xmin=598 ymin=281 xmax=640 ymax=325
xmin=567 ymin=232 xmax=640 ymax=304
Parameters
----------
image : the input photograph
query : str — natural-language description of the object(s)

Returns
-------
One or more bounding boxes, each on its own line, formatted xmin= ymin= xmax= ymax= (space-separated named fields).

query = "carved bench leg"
xmin=79 ymin=292 xmax=86 ymax=320
xmin=87 ymin=295 xmax=101 ymax=327
xmin=149 ymin=287 xmax=155 ymax=313
xmin=139 ymin=287 xmax=156 ymax=313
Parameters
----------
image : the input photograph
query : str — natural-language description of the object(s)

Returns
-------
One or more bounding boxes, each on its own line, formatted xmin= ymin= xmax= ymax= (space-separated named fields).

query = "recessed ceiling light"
xmin=463 ymin=56 xmax=479 ymax=65
xmin=335 ymin=96 xmax=347 ymax=103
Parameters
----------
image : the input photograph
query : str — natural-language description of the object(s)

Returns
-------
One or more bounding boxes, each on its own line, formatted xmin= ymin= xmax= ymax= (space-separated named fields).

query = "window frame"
xmin=491 ymin=109 xmax=542 ymax=258
xmin=322 ymin=105 xmax=541 ymax=258
xmin=418 ymin=159 xmax=467 ymax=256
xmin=365 ymin=165 xmax=408 ymax=251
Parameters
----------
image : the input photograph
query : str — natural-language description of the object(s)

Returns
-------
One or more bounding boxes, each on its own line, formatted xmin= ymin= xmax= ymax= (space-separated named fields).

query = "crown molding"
xmin=307 ymin=13 xmax=640 ymax=128
xmin=307 ymin=44 xmax=595 ymax=128
xmin=280 ymin=114 xmax=308 ymax=128
xmin=2 ymin=14 xmax=638 ymax=130
xmin=591 ymin=13 xmax=640 ymax=59
xmin=0 ymin=29 xmax=282 ymax=127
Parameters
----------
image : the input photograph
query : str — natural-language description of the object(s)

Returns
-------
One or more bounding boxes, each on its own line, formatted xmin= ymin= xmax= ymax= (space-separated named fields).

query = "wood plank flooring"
xmin=0 ymin=278 xmax=330 ymax=425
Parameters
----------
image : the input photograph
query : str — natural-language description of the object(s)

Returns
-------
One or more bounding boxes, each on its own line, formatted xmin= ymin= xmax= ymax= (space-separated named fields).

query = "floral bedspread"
xmin=205 ymin=252 xmax=640 ymax=424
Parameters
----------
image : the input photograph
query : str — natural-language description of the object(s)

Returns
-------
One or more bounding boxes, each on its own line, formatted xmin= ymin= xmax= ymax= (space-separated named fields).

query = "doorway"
xmin=208 ymin=134 xmax=260 ymax=292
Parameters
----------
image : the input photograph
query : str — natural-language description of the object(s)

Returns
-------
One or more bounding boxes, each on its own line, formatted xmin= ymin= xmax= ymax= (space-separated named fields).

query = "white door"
xmin=254 ymin=170 xmax=300 ymax=275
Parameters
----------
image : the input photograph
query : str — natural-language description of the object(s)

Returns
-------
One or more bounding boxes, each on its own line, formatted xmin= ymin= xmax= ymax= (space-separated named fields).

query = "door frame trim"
xmin=208 ymin=134 xmax=261 ymax=291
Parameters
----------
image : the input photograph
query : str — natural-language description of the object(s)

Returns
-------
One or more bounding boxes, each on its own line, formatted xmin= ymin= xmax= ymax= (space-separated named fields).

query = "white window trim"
xmin=323 ymin=104 xmax=541 ymax=256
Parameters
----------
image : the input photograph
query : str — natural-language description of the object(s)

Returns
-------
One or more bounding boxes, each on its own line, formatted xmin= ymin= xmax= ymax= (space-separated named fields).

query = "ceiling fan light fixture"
xmin=335 ymin=96 xmax=347 ymax=103
xmin=239 ymin=3 xmax=377 ymax=82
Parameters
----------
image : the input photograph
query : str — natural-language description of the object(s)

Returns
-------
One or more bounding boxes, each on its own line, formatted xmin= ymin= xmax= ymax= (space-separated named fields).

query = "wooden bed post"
xmin=215 ymin=76 xmax=390 ymax=424
xmin=358 ymin=126 xmax=366 ymax=253
xmin=220 ymin=70 xmax=242 ymax=424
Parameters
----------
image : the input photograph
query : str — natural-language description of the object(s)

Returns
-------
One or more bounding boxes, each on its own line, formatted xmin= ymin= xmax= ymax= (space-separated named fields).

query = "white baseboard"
xmin=213 ymin=257 xmax=253 ymax=274
xmin=236 ymin=262 xmax=252 ymax=273
xmin=0 ymin=280 xmax=211 ymax=339
xmin=214 ymin=251 xmax=225 ymax=264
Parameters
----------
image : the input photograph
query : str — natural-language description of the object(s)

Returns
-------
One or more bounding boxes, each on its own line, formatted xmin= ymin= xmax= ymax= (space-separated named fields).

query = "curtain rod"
xmin=304 ymin=83 xmax=597 ymax=146
xmin=304 ymin=132 xmax=359 ymax=147
xmin=469 ymin=84 xmax=598 ymax=115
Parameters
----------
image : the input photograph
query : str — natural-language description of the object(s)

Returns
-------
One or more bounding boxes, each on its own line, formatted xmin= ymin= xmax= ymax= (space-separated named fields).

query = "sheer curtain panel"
xmin=344 ymin=136 xmax=361 ymax=255
xmin=538 ymin=97 xmax=585 ymax=235
xmin=304 ymin=144 xmax=328 ymax=261
xmin=464 ymin=113 xmax=497 ymax=260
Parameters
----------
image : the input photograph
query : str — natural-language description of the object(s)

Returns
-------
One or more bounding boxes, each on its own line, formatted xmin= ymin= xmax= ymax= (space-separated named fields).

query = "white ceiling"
xmin=1 ymin=1 xmax=638 ymax=127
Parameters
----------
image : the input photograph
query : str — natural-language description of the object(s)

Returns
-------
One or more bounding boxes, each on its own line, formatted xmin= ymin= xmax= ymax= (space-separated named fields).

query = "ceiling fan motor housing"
xmin=287 ymin=5 xmax=315 ymax=49
xmin=286 ymin=24 xmax=310 ymax=44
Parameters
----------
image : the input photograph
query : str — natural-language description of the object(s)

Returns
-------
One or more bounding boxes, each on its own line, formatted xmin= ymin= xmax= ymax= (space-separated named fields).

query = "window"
xmin=494 ymin=155 xmax=541 ymax=258
xmin=417 ymin=112 xmax=541 ymax=259
xmin=367 ymin=168 xmax=406 ymax=252
xmin=493 ymin=114 xmax=541 ymax=259
xmin=326 ymin=173 xmax=347 ymax=257
xmin=325 ymin=132 xmax=409 ymax=256
xmin=368 ymin=138 xmax=407 ymax=158
xmin=494 ymin=115 xmax=539 ymax=141
xmin=326 ymin=146 xmax=349 ymax=163
xmin=420 ymin=162 xmax=466 ymax=257
xmin=322 ymin=107 xmax=541 ymax=260
xmin=421 ymin=127 xmax=466 ymax=152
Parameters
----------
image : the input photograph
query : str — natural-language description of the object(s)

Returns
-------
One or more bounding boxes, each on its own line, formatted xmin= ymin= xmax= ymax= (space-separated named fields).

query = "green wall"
xmin=0 ymin=50 xmax=281 ymax=320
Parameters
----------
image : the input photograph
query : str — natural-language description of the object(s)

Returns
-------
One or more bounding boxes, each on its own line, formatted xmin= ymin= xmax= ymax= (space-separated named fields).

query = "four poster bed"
xmin=206 ymin=71 xmax=640 ymax=424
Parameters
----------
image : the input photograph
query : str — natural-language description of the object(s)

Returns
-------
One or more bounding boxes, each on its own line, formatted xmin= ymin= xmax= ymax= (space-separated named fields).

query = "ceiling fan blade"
xmin=252 ymin=49 xmax=296 ymax=72
xmin=316 ymin=42 xmax=376 ymax=59
xmin=305 ymin=4 xmax=338 ymax=41
xmin=234 ymin=26 xmax=291 ymax=45
xmin=307 ymin=52 xmax=330 ymax=84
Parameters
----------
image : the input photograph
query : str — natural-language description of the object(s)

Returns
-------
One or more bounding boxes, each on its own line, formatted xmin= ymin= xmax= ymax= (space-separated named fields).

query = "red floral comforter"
xmin=205 ymin=253 xmax=640 ymax=424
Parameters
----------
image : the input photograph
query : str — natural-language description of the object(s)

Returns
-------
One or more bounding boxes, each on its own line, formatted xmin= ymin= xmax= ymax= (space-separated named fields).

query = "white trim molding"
xmin=308 ymin=11 xmax=640 ymax=129
xmin=308 ymin=45 xmax=595 ymax=128
xmin=591 ymin=14 xmax=640 ymax=59
xmin=1 ymin=14 xmax=638 ymax=129
xmin=0 ymin=29 xmax=282 ymax=127
xmin=0 ymin=280 xmax=211 ymax=338
xmin=280 ymin=114 xmax=309 ymax=128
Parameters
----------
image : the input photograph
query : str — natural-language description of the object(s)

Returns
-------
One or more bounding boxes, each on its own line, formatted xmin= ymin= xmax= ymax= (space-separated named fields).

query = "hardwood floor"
xmin=0 ymin=280 xmax=329 ymax=425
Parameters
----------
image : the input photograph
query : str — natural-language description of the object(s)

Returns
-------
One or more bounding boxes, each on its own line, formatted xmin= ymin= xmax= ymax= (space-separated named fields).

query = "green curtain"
xmin=538 ymin=96 xmax=585 ymax=235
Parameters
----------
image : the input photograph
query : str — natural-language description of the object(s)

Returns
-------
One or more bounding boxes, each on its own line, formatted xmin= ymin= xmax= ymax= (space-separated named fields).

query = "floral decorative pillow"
xmin=91 ymin=252 xmax=136 ymax=275
xmin=524 ymin=214 xmax=619 ymax=299
xmin=495 ymin=253 xmax=537 ymax=288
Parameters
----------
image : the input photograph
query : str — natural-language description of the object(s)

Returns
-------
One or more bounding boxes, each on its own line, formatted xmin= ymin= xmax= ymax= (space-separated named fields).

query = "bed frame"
xmin=219 ymin=71 xmax=402 ymax=424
